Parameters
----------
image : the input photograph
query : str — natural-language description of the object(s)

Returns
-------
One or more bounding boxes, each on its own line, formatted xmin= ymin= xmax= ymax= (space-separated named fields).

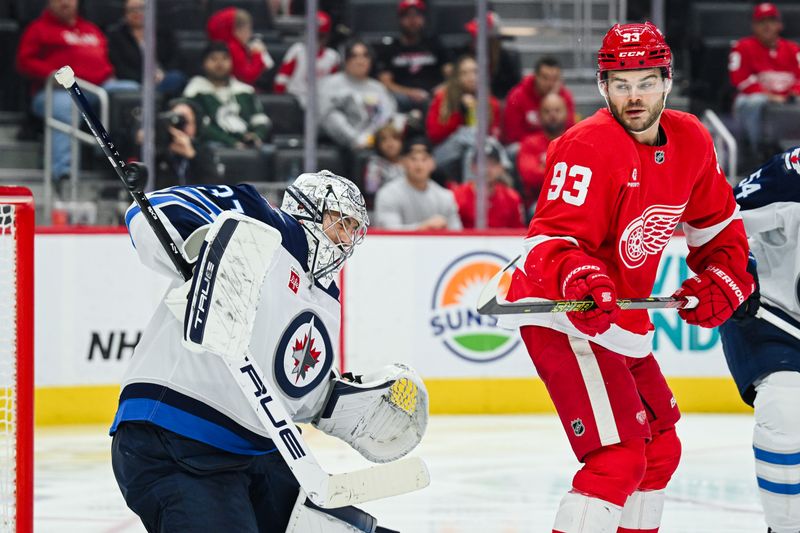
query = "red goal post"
xmin=0 ymin=186 xmax=33 ymax=532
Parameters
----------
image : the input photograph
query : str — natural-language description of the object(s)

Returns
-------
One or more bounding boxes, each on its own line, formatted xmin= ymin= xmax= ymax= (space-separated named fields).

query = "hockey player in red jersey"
xmin=499 ymin=22 xmax=755 ymax=533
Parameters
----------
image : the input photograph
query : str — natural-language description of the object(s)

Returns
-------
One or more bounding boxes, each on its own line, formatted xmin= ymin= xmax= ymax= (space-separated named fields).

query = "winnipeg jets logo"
xmin=290 ymin=324 xmax=321 ymax=382
xmin=618 ymin=203 xmax=687 ymax=269
xmin=274 ymin=311 xmax=334 ymax=398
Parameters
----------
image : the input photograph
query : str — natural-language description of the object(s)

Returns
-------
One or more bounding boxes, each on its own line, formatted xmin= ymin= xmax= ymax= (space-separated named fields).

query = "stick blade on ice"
xmin=324 ymin=457 xmax=430 ymax=508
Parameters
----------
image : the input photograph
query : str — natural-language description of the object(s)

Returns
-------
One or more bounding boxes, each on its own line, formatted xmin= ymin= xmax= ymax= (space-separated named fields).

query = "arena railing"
xmin=702 ymin=108 xmax=738 ymax=184
xmin=42 ymin=73 xmax=109 ymax=222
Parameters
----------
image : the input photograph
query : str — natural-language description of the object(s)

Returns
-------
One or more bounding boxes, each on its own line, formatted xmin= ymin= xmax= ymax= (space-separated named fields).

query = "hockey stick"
xmin=54 ymin=66 xmax=193 ymax=280
xmin=756 ymin=304 xmax=800 ymax=341
xmin=54 ymin=66 xmax=429 ymax=508
xmin=477 ymin=255 xmax=699 ymax=315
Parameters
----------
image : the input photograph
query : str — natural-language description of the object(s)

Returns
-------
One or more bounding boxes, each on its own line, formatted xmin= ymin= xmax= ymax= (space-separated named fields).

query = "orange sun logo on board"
xmin=430 ymin=252 xmax=519 ymax=362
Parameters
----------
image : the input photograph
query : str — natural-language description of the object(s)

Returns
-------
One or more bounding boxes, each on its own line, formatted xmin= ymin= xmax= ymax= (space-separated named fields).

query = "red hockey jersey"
xmin=728 ymin=36 xmax=800 ymax=96
xmin=501 ymin=108 xmax=750 ymax=357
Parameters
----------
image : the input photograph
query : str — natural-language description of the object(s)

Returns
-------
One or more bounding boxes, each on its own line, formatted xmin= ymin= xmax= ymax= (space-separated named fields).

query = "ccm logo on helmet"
xmin=618 ymin=51 xmax=646 ymax=57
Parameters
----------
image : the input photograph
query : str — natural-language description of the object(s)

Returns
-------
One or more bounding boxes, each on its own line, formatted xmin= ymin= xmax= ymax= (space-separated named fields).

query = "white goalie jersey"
xmin=110 ymin=184 xmax=341 ymax=455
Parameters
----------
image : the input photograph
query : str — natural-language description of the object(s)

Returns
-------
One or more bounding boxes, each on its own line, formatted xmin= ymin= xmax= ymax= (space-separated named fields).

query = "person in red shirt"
xmin=425 ymin=55 xmax=501 ymax=181
xmin=16 ymin=0 xmax=139 ymax=183
xmin=499 ymin=22 xmax=754 ymax=532
xmin=453 ymin=138 xmax=524 ymax=229
xmin=503 ymin=56 xmax=576 ymax=145
xmin=517 ymin=92 xmax=570 ymax=211
xmin=207 ymin=7 xmax=274 ymax=88
xmin=273 ymin=11 xmax=340 ymax=107
xmin=728 ymin=3 xmax=800 ymax=154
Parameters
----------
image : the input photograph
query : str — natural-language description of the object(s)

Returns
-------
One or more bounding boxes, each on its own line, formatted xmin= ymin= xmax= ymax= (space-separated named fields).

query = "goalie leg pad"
xmin=285 ymin=491 xmax=380 ymax=533
xmin=181 ymin=211 xmax=282 ymax=358
xmin=314 ymin=364 xmax=429 ymax=463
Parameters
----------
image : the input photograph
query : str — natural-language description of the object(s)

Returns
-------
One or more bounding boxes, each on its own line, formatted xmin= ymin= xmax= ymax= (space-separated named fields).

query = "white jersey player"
xmin=721 ymin=146 xmax=800 ymax=533
xmin=110 ymin=171 xmax=427 ymax=532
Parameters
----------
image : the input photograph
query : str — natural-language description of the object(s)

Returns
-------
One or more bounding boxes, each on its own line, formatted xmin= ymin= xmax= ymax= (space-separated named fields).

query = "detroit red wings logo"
xmin=618 ymin=203 xmax=687 ymax=269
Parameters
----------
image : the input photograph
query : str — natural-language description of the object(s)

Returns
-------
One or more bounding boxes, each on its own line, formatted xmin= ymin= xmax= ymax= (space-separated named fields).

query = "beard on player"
xmin=608 ymin=91 xmax=667 ymax=135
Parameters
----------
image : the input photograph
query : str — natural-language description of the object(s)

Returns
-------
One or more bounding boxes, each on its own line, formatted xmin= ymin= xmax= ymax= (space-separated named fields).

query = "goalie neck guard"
xmin=282 ymin=170 xmax=369 ymax=286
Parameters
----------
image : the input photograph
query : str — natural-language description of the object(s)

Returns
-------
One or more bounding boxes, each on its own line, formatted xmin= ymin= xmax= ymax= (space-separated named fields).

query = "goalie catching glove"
xmin=314 ymin=364 xmax=428 ymax=463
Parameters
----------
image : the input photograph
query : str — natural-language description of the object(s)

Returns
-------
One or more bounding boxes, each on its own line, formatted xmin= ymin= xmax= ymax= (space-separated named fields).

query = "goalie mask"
xmin=282 ymin=171 xmax=369 ymax=286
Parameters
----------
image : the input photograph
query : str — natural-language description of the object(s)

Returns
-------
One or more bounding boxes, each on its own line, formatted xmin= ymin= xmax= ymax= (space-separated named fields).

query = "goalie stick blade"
xmin=322 ymin=457 xmax=430 ymax=508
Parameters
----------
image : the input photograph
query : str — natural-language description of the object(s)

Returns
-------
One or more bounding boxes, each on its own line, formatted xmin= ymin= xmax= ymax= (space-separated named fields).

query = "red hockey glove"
xmin=672 ymin=264 xmax=755 ymax=328
xmin=561 ymin=256 xmax=620 ymax=336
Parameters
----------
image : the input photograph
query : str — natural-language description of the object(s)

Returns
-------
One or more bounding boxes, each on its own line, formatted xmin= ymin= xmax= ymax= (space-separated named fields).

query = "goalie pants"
xmin=521 ymin=326 xmax=682 ymax=506
xmin=112 ymin=421 xmax=299 ymax=533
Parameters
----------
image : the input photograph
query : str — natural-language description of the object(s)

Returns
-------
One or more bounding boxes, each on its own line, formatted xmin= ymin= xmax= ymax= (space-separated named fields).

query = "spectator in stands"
xmin=503 ymin=56 xmax=576 ymax=145
xmin=374 ymin=136 xmax=462 ymax=230
xmin=517 ymin=92 xmax=569 ymax=211
xmin=375 ymin=0 xmax=451 ymax=112
xmin=452 ymin=138 xmax=524 ymax=229
xmin=729 ymin=2 xmax=800 ymax=157
xmin=153 ymin=99 xmax=221 ymax=188
xmin=458 ymin=12 xmax=521 ymax=99
xmin=16 ymin=0 xmax=139 ymax=182
xmin=207 ymin=7 xmax=274 ymax=89
xmin=426 ymin=55 xmax=501 ymax=181
xmin=106 ymin=0 xmax=186 ymax=97
xmin=273 ymin=10 xmax=340 ymax=107
xmin=363 ymin=123 xmax=405 ymax=198
xmin=318 ymin=39 xmax=397 ymax=150
xmin=183 ymin=42 xmax=272 ymax=149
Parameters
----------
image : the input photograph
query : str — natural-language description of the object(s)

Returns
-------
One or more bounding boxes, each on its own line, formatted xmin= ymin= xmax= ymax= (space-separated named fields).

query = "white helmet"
xmin=281 ymin=170 xmax=369 ymax=286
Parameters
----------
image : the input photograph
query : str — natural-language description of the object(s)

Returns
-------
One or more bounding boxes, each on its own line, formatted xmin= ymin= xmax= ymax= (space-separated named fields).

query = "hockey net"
xmin=0 ymin=187 xmax=33 ymax=532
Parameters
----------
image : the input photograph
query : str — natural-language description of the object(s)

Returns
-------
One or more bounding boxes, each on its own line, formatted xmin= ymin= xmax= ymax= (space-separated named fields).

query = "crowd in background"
xmin=11 ymin=0 xmax=800 ymax=230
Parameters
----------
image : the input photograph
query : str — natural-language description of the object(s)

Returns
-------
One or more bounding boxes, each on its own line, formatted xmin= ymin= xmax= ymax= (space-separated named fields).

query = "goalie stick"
xmin=53 ymin=67 xmax=193 ymax=280
xmin=476 ymin=255 xmax=700 ymax=315
xmin=54 ymin=66 xmax=429 ymax=509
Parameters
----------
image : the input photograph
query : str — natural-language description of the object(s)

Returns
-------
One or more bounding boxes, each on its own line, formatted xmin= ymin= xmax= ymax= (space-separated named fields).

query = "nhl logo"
xmin=571 ymin=418 xmax=585 ymax=437
xmin=654 ymin=150 xmax=665 ymax=164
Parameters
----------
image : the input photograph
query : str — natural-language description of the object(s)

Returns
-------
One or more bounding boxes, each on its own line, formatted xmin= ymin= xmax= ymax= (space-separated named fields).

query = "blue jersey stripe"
xmin=757 ymin=476 xmax=800 ymax=495
xmin=171 ymin=187 xmax=224 ymax=216
xmin=125 ymin=195 xmax=215 ymax=228
xmin=754 ymin=446 xmax=800 ymax=466
xmin=110 ymin=398 xmax=277 ymax=455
